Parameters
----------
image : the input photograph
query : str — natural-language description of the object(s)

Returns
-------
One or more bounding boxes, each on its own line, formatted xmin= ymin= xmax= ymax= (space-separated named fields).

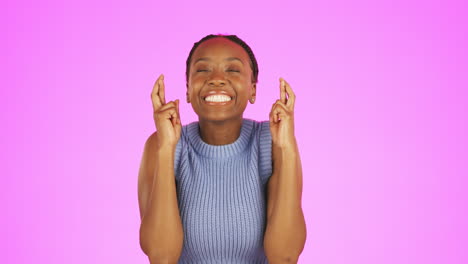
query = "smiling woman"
xmin=186 ymin=36 xmax=257 ymax=130
xmin=138 ymin=34 xmax=307 ymax=264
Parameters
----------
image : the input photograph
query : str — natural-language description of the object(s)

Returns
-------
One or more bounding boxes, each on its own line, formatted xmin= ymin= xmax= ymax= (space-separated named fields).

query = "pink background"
xmin=3 ymin=0 xmax=467 ymax=263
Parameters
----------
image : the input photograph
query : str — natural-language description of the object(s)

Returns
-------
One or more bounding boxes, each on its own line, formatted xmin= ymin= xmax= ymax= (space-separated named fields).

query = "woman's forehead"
xmin=191 ymin=38 xmax=249 ymax=63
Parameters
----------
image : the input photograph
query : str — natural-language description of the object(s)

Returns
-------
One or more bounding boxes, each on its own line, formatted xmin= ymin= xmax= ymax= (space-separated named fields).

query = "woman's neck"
xmin=198 ymin=117 xmax=243 ymax=145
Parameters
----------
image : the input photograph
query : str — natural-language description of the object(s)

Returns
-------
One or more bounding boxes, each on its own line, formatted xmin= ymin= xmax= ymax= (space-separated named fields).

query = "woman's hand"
xmin=151 ymin=74 xmax=182 ymax=149
xmin=269 ymin=77 xmax=297 ymax=149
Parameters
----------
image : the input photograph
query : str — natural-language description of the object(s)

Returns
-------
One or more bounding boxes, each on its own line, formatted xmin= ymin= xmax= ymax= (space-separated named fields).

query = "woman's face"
xmin=187 ymin=37 xmax=256 ymax=123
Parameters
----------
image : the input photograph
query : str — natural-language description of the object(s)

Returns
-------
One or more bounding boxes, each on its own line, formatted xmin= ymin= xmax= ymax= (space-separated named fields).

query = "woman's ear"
xmin=249 ymin=83 xmax=257 ymax=104
xmin=186 ymin=83 xmax=191 ymax=103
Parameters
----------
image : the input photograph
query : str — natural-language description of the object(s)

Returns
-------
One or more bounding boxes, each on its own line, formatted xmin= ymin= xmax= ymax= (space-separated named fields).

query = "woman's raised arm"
xmin=138 ymin=74 xmax=183 ymax=264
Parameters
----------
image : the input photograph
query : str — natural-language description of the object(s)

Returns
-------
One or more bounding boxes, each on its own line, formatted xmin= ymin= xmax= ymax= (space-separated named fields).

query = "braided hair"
xmin=185 ymin=34 xmax=259 ymax=84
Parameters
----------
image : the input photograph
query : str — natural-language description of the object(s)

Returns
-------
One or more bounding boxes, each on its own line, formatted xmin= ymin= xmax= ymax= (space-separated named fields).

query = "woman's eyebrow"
xmin=225 ymin=57 xmax=244 ymax=65
xmin=193 ymin=57 xmax=244 ymax=65
xmin=194 ymin=57 xmax=210 ymax=64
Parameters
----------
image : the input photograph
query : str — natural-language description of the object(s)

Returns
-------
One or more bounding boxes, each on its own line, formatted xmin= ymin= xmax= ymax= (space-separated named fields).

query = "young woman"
xmin=138 ymin=35 xmax=306 ymax=264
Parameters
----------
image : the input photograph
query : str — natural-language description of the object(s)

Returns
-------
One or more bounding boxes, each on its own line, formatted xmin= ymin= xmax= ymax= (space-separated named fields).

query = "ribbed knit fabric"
xmin=174 ymin=118 xmax=273 ymax=264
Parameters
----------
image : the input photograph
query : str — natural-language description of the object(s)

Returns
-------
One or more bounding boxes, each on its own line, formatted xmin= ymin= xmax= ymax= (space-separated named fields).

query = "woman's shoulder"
xmin=243 ymin=118 xmax=270 ymax=137
xmin=179 ymin=120 xmax=198 ymax=140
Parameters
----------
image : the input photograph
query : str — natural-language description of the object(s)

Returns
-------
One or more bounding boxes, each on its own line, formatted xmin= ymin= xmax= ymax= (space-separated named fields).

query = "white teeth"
xmin=204 ymin=95 xmax=232 ymax=102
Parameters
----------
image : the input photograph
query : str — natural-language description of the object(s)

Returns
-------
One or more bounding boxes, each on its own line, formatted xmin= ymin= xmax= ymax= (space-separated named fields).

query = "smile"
xmin=204 ymin=94 xmax=232 ymax=102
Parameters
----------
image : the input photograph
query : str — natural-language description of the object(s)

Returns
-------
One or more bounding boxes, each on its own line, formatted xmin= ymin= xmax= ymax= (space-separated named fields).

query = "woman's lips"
xmin=204 ymin=94 xmax=232 ymax=102
xmin=201 ymin=90 xmax=234 ymax=105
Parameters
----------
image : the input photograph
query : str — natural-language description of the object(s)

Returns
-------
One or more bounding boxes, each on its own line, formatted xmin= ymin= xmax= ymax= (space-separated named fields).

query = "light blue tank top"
xmin=174 ymin=118 xmax=273 ymax=263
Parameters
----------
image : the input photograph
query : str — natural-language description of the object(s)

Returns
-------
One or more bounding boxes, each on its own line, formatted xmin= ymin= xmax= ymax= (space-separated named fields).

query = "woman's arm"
xmin=139 ymin=75 xmax=183 ymax=263
xmin=264 ymin=142 xmax=306 ymax=263
xmin=264 ymin=78 xmax=307 ymax=263
xmin=138 ymin=132 xmax=184 ymax=264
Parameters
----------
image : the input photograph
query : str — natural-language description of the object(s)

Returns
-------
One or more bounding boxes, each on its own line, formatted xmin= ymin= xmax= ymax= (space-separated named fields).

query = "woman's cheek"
xmin=191 ymin=76 xmax=205 ymax=87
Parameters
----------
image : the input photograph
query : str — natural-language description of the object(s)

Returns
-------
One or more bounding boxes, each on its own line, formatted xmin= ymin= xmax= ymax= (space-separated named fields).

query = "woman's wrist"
xmin=156 ymin=143 xmax=177 ymax=153
xmin=273 ymin=139 xmax=298 ymax=153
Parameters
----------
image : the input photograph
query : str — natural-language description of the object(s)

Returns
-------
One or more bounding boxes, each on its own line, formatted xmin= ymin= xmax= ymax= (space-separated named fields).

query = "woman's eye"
xmin=196 ymin=69 xmax=208 ymax=72
xmin=227 ymin=69 xmax=240 ymax=72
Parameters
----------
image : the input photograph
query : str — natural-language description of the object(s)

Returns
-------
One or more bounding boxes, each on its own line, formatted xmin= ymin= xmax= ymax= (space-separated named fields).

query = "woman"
xmin=138 ymin=34 xmax=306 ymax=264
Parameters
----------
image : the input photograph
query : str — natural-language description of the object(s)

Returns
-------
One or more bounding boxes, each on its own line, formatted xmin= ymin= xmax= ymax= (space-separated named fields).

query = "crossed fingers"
xmin=151 ymin=74 xmax=166 ymax=111
xmin=270 ymin=77 xmax=296 ymax=123
xmin=279 ymin=77 xmax=295 ymax=109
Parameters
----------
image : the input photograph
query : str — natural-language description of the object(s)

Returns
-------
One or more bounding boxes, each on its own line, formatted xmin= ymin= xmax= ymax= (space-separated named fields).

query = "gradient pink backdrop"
xmin=2 ymin=0 xmax=467 ymax=263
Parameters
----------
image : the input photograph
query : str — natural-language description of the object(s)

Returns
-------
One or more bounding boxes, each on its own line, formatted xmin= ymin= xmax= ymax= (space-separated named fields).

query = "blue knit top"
xmin=174 ymin=118 xmax=273 ymax=264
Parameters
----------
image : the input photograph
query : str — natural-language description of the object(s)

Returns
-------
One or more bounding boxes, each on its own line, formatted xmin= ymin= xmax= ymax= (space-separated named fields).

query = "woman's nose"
xmin=208 ymin=71 xmax=226 ymax=86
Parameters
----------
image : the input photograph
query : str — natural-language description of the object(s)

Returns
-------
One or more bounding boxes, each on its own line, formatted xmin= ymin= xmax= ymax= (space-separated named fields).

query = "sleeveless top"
xmin=174 ymin=118 xmax=273 ymax=264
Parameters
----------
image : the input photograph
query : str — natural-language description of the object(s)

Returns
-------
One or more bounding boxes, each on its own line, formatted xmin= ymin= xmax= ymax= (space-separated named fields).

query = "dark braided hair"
xmin=185 ymin=34 xmax=259 ymax=84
